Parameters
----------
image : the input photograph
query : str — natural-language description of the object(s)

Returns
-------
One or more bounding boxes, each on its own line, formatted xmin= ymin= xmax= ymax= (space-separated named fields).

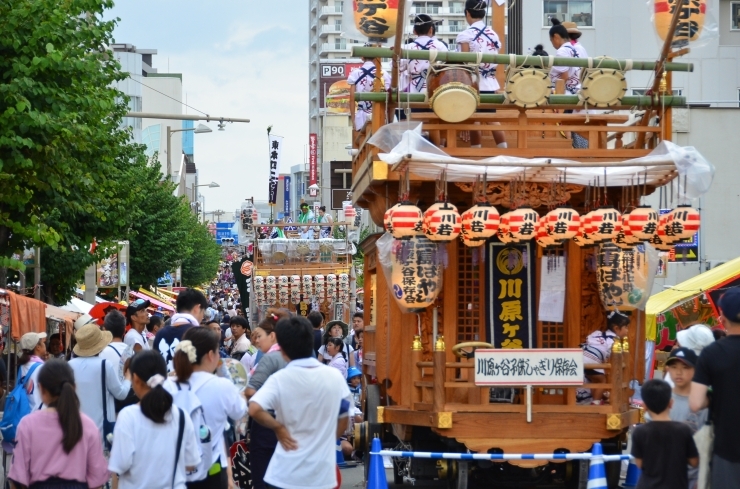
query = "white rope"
xmin=429 ymin=49 xmax=437 ymax=65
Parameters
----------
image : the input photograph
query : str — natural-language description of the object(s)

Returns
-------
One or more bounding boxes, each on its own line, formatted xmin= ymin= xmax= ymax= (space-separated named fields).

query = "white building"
xmin=111 ymin=44 xmax=158 ymax=144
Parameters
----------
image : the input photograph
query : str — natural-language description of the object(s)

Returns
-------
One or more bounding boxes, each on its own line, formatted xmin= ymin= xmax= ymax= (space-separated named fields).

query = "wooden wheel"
xmin=452 ymin=342 xmax=494 ymax=359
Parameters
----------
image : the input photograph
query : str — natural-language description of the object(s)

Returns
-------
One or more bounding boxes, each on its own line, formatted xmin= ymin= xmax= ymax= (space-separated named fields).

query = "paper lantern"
xmin=390 ymin=236 xmax=442 ymax=311
xmin=383 ymin=204 xmax=401 ymax=234
xmin=315 ymin=275 xmax=326 ymax=302
xmin=536 ymin=217 xmax=556 ymax=248
xmin=461 ymin=204 xmax=500 ymax=241
xmin=389 ymin=202 xmax=423 ymax=239
xmin=505 ymin=208 xmax=539 ymax=241
xmin=613 ymin=215 xmax=638 ymax=249
xmin=596 ymin=243 xmax=651 ymax=311
xmin=545 ymin=207 xmax=580 ymax=240
xmin=353 ymin=0 xmax=399 ymax=41
xmin=590 ymin=208 xmax=622 ymax=242
xmin=327 ymin=274 xmax=337 ymax=285
xmin=667 ymin=205 xmax=700 ymax=240
xmin=627 ymin=206 xmax=659 ymax=241
xmin=654 ymin=0 xmax=706 ymax=47
xmin=423 ymin=202 xmax=462 ymax=242
xmin=302 ymin=275 xmax=313 ymax=298
xmin=649 ymin=232 xmax=674 ymax=251
xmin=495 ymin=220 xmax=513 ymax=245
xmin=656 ymin=213 xmax=680 ymax=244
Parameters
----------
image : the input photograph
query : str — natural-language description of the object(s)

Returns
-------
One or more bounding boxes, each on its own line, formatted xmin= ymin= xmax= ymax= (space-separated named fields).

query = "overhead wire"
xmin=126 ymin=74 xmax=210 ymax=116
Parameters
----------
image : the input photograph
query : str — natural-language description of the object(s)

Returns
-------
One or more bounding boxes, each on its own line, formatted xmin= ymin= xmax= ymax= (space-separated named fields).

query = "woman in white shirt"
xmin=109 ymin=350 xmax=200 ymax=489
xmin=167 ymin=327 xmax=247 ymax=489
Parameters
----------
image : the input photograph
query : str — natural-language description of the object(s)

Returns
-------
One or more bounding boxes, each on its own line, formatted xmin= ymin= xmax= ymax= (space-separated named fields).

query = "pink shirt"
xmin=9 ymin=410 xmax=109 ymax=487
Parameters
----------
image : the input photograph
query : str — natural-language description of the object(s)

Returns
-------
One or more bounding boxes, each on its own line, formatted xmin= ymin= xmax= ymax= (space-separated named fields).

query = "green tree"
xmin=181 ymin=219 xmax=222 ymax=287
xmin=127 ymin=161 xmax=196 ymax=288
xmin=0 ymin=0 xmax=135 ymax=275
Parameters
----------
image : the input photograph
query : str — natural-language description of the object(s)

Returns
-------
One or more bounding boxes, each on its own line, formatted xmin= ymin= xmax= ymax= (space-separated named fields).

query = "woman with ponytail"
xmin=109 ymin=351 xmax=200 ymax=489
xmin=164 ymin=327 xmax=246 ymax=489
xmin=8 ymin=359 xmax=109 ymax=489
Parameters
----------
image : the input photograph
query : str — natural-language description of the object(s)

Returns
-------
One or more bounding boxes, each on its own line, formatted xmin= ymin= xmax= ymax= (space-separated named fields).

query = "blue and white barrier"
xmin=372 ymin=450 xmax=632 ymax=462
xmin=367 ymin=443 xmax=629 ymax=489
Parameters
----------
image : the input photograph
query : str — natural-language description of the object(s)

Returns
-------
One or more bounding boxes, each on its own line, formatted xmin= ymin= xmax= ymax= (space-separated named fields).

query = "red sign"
xmin=309 ymin=133 xmax=318 ymax=187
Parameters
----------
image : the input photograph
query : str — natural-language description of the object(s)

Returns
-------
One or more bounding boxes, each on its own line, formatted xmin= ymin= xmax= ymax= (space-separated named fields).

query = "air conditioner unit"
xmin=707 ymin=260 xmax=726 ymax=270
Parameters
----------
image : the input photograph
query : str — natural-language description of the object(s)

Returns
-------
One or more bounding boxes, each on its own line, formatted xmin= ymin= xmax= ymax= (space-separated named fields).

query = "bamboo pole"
xmin=388 ymin=0 xmax=407 ymax=121
xmin=354 ymin=92 xmax=687 ymax=107
xmin=351 ymin=47 xmax=694 ymax=72
xmin=635 ymin=1 xmax=685 ymax=148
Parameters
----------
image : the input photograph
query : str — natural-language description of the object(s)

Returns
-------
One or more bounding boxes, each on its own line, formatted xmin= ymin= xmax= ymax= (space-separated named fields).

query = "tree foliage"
xmin=0 ymin=0 xmax=135 ymax=268
xmin=181 ymin=219 xmax=222 ymax=287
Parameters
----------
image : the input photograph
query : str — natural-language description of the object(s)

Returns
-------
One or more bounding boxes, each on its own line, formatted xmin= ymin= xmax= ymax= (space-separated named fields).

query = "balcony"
xmin=436 ymin=24 xmax=466 ymax=34
xmin=320 ymin=43 xmax=351 ymax=55
xmin=320 ymin=5 xmax=343 ymax=18
xmin=320 ymin=24 xmax=343 ymax=37
xmin=409 ymin=6 xmax=466 ymax=15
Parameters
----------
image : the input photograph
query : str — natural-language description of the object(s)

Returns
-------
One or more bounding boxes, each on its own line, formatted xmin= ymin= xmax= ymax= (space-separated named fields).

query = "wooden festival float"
xmin=347 ymin=3 xmax=714 ymax=488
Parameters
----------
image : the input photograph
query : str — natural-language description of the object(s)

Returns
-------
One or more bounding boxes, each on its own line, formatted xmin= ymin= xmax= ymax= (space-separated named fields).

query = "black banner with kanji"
xmin=487 ymin=241 xmax=535 ymax=349
xmin=231 ymin=247 xmax=254 ymax=327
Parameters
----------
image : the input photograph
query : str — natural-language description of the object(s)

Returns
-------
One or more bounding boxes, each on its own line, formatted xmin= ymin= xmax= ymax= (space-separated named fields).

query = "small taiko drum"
xmin=427 ymin=66 xmax=479 ymax=123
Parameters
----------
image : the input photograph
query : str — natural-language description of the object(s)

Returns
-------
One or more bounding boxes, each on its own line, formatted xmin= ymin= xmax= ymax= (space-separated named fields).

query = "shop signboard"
xmin=320 ymin=63 xmax=362 ymax=115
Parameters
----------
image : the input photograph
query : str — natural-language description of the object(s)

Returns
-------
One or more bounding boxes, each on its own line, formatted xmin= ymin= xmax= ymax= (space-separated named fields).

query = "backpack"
xmin=169 ymin=378 xmax=214 ymax=482
xmin=0 ymin=363 xmax=42 ymax=442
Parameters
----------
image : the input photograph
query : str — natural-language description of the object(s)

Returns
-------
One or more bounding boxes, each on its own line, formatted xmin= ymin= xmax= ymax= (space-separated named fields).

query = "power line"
xmin=126 ymin=74 xmax=209 ymax=116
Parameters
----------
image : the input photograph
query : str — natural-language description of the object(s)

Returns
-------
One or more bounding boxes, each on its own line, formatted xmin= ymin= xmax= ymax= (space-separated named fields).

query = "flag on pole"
xmin=268 ymin=135 xmax=283 ymax=206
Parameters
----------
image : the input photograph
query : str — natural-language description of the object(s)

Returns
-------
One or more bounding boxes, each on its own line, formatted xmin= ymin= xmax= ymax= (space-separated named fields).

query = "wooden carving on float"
xmin=455 ymin=182 xmax=584 ymax=209
xmin=581 ymin=248 xmax=606 ymax=341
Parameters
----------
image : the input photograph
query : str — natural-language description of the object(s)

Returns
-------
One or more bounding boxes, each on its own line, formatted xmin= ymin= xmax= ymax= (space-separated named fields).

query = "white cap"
xmin=20 ymin=332 xmax=48 ymax=351
xmin=74 ymin=313 xmax=96 ymax=330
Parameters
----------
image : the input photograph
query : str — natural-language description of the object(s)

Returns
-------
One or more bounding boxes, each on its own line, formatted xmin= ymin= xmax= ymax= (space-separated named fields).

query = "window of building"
xmin=449 ymin=20 xmax=465 ymax=32
xmin=732 ymin=2 xmax=740 ymax=30
xmin=448 ymin=38 xmax=457 ymax=50
xmin=412 ymin=2 xmax=442 ymax=14
xmin=543 ymin=0 xmax=592 ymax=27
xmin=335 ymin=38 xmax=347 ymax=49
xmin=335 ymin=1 xmax=343 ymax=12
xmin=449 ymin=1 xmax=464 ymax=14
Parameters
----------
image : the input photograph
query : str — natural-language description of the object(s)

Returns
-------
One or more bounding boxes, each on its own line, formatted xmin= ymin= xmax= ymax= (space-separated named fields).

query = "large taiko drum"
xmin=427 ymin=66 xmax=479 ymax=123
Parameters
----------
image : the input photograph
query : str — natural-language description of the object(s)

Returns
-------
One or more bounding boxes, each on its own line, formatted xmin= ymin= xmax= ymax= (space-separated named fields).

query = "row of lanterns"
xmin=254 ymin=273 xmax=350 ymax=306
xmin=383 ymin=200 xmax=700 ymax=250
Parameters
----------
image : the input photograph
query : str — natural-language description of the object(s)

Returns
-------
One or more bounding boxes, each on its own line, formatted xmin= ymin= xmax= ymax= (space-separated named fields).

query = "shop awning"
xmin=130 ymin=291 xmax=175 ymax=312
xmin=646 ymin=256 xmax=740 ymax=340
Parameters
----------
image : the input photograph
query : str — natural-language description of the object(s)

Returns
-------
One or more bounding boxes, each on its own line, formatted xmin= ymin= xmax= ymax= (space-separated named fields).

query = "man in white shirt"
xmin=456 ymin=0 xmax=507 ymax=149
xmin=347 ymin=56 xmax=392 ymax=131
xmin=69 ymin=323 xmax=132 ymax=447
xmin=250 ymin=316 xmax=352 ymax=489
xmin=99 ymin=310 xmax=131 ymax=382
xmin=124 ymin=298 xmax=150 ymax=352
xmin=400 ymin=14 xmax=448 ymax=95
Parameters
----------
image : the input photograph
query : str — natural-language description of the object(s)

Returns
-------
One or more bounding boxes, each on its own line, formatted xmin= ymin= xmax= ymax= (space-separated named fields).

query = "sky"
xmin=106 ymin=1 xmax=308 ymax=214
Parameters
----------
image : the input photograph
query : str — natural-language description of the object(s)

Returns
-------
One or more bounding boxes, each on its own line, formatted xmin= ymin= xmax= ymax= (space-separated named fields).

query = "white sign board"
xmin=474 ymin=349 xmax=584 ymax=386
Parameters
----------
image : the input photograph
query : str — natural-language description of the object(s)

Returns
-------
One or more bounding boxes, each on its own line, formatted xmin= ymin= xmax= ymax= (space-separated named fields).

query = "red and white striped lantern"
xmin=389 ymin=202 xmax=423 ymax=239
xmin=590 ymin=207 xmax=622 ymax=242
xmin=656 ymin=213 xmax=680 ymax=244
xmin=461 ymin=204 xmax=500 ymax=241
xmin=383 ymin=204 xmax=399 ymax=234
xmin=536 ymin=217 xmax=556 ymax=248
xmin=302 ymin=275 xmax=313 ymax=298
xmin=649 ymin=232 xmax=674 ymax=251
xmin=545 ymin=207 xmax=580 ymax=240
xmin=626 ymin=206 xmax=659 ymax=241
xmin=667 ymin=205 xmax=700 ymax=240
xmin=506 ymin=208 xmax=539 ymax=241
xmin=496 ymin=219 xmax=514 ymax=244
xmin=423 ymin=202 xmax=462 ymax=241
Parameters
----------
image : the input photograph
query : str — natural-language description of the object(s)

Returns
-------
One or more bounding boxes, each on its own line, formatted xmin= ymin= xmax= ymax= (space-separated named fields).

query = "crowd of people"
xmin=3 ymin=286 xmax=366 ymax=489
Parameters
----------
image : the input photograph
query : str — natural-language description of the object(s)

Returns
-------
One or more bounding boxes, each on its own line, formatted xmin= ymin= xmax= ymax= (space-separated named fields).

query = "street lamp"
xmin=166 ymin=123 xmax=213 ymax=178
xmin=191 ymin=181 xmax=220 ymax=223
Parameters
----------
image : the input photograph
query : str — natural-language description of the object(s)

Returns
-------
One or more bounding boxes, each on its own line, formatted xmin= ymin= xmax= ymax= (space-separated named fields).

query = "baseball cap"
xmin=126 ymin=298 xmax=151 ymax=318
xmin=718 ymin=287 xmax=740 ymax=323
xmin=666 ymin=347 xmax=698 ymax=368
xmin=20 ymin=332 xmax=47 ymax=351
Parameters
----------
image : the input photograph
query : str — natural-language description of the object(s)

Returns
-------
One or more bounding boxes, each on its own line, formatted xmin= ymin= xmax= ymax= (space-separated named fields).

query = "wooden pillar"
xmin=492 ymin=1 xmax=507 ymax=91
xmin=610 ymin=350 xmax=624 ymax=412
xmin=412 ymin=341 xmax=423 ymax=406
xmin=433 ymin=348 xmax=446 ymax=413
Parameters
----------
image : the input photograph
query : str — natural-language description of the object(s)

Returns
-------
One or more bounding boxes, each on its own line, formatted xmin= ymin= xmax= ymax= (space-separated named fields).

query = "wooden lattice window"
xmin=457 ymin=245 xmax=481 ymax=343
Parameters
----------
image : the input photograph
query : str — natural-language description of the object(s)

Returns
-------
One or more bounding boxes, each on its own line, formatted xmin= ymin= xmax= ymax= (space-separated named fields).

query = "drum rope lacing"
xmin=578 ymin=56 xmax=634 ymax=121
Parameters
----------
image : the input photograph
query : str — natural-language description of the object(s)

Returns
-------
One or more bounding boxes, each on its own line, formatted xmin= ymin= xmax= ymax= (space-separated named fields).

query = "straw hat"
xmin=325 ymin=320 xmax=349 ymax=338
xmin=562 ymin=21 xmax=582 ymax=38
xmin=73 ymin=323 xmax=112 ymax=357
